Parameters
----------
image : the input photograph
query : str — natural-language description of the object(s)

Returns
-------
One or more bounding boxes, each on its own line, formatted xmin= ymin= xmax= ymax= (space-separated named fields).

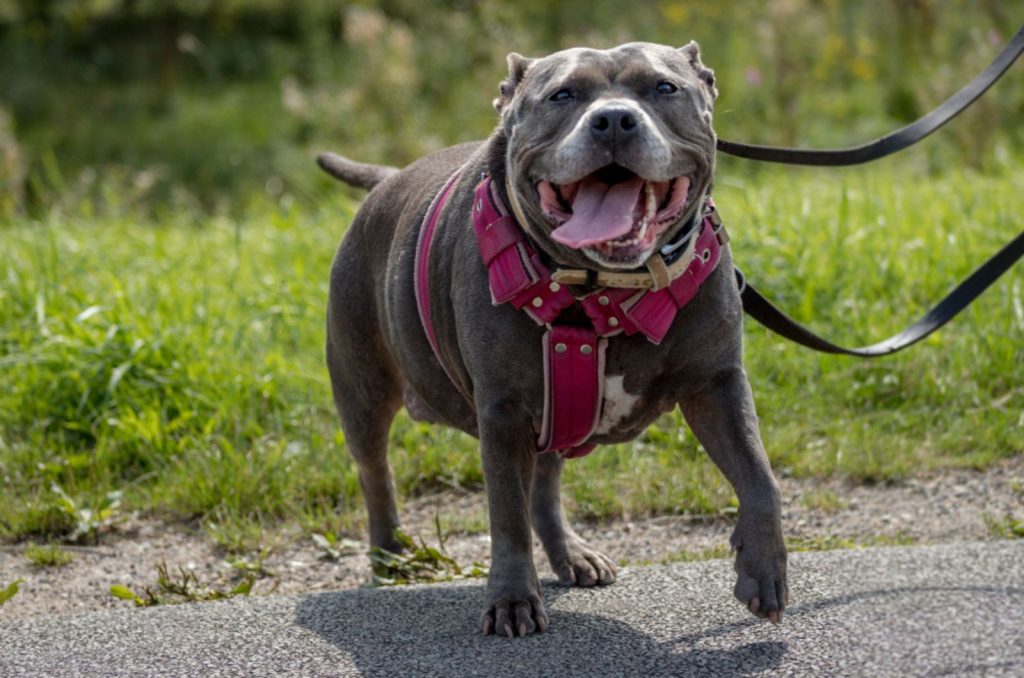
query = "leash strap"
xmin=716 ymin=25 xmax=1024 ymax=166
xmin=739 ymin=228 xmax=1024 ymax=356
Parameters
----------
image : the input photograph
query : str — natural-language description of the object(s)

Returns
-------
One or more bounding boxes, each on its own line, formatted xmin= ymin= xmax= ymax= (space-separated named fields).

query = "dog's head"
xmin=495 ymin=42 xmax=718 ymax=271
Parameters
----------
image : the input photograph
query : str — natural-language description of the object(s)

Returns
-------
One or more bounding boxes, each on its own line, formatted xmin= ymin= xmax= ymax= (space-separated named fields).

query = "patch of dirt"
xmin=1 ymin=456 xmax=1021 ymax=621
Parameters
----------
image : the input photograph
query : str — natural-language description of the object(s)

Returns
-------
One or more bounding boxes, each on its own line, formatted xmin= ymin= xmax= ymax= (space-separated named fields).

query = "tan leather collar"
xmin=550 ymin=234 xmax=697 ymax=290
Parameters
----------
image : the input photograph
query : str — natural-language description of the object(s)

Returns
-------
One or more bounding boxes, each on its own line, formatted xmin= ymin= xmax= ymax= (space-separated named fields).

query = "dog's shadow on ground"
xmin=294 ymin=580 xmax=785 ymax=676
xmin=295 ymin=580 xmax=1024 ymax=676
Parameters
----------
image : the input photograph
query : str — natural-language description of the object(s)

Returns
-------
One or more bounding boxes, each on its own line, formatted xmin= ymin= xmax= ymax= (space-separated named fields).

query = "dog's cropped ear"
xmin=494 ymin=52 xmax=536 ymax=113
xmin=679 ymin=41 xmax=717 ymax=101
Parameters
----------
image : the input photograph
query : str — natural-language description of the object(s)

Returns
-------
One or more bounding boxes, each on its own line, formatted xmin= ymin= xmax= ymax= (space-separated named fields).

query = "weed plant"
xmin=24 ymin=543 xmax=73 ymax=568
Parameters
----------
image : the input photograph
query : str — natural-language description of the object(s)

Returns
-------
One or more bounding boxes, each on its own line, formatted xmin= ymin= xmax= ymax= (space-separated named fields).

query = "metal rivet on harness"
xmin=532 ymin=297 xmax=543 ymax=308
xmin=580 ymin=344 xmax=593 ymax=355
xmin=598 ymin=295 xmax=610 ymax=306
xmin=549 ymin=282 xmax=561 ymax=292
xmin=555 ymin=342 xmax=567 ymax=353
xmin=608 ymin=317 xmax=620 ymax=327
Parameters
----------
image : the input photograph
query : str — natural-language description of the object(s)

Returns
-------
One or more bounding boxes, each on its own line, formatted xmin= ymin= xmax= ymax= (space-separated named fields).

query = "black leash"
xmin=736 ymin=230 xmax=1024 ymax=356
xmin=716 ymin=26 xmax=1024 ymax=166
xmin=716 ymin=26 xmax=1024 ymax=356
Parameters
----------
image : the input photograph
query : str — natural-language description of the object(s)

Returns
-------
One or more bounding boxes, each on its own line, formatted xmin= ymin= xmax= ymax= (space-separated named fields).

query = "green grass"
xmin=109 ymin=561 xmax=263 ymax=607
xmin=984 ymin=513 xmax=1024 ymax=539
xmin=24 ymin=543 xmax=74 ymax=568
xmin=657 ymin=545 xmax=733 ymax=565
xmin=369 ymin=525 xmax=488 ymax=587
xmin=0 ymin=579 xmax=26 ymax=607
xmin=785 ymin=534 xmax=917 ymax=552
xmin=801 ymin=490 xmax=848 ymax=513
xmin=642 ymin=533 xmax=917 ymax=567
xmin=722 ymin=155 xmax=1024 ymax=481
xmin=1 ymin=154 xmax=1021 ymax=547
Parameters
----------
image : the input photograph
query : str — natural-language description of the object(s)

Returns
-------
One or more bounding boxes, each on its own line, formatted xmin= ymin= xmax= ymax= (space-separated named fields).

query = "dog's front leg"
xmin=532 ymin=453 xmax=617 ymax=586
xmin=679 ymin=367 xmax=788 ymax=622
xmin=478 ymin=398 xmax=548 ymax=637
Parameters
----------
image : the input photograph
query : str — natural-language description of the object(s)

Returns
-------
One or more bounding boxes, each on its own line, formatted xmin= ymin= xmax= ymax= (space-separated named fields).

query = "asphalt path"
xmin=2 ymin=540 xmax=1022 ymax=677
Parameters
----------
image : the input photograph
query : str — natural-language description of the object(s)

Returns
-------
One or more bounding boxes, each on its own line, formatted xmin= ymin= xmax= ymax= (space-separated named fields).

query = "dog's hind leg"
xmin=326 ymin=245 xmax=405 ymax=555
xmin=531 ymin=453 xmax=617 ymax=587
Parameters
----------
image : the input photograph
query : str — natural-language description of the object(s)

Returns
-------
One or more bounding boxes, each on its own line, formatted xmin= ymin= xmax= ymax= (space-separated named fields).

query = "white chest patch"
xmin=595 ymin=374 xmax=641 ymax=435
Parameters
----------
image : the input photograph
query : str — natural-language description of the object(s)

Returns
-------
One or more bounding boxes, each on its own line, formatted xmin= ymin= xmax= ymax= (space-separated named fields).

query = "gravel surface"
xmin=0 ymin=455 xmax=1021 ymax=622
xmin=2 ymin=540 xmax=1022 ymax=677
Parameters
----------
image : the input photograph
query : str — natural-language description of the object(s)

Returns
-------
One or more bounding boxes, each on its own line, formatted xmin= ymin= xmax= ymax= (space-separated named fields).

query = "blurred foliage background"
xmin=0 ymin=0 xmax=1021 ymax=220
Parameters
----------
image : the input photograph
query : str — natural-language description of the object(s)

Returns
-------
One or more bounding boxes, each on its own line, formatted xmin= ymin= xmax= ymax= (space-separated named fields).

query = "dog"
xmin=321 ymin=41 xmax=787 ymax=637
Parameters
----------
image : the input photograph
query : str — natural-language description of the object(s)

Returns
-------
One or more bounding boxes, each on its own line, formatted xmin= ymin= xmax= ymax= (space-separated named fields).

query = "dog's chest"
xmin=595 ymin=374 xmax=640 ymax=435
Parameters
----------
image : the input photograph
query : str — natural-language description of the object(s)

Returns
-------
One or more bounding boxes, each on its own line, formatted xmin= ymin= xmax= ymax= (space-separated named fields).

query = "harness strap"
xmin=472 ymin=178 xmax=724 ymax=455
xmin=416 ymin=172 xmax=725 ymax=459
xmin=474 ymin=179 xmax=577 ymax=322
xmin=414 ymin=169 xmax=464 ymax=386
xmin=539 ymin=327 xmax=606 ymax=454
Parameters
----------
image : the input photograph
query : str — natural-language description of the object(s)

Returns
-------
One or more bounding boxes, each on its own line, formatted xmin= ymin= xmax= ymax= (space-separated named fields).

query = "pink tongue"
xmin=551 ymin=175 xmax=645 ymax=249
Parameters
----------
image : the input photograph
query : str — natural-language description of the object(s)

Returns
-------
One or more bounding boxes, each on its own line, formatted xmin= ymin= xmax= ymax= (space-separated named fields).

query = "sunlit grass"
xmin=1 ymin=154 xmax=1021 ymax=547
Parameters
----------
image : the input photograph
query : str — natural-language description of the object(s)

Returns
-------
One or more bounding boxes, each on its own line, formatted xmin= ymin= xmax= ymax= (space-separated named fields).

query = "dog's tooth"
xmin=645 ymin=181 xmax=657 ymax=220
xmin=638 ymin=215 xmax=649 ymax=241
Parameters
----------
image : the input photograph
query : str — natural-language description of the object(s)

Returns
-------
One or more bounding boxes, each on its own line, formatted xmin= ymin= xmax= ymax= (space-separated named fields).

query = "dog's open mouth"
xmin=537 ymin=164 xmax=692 ymax=266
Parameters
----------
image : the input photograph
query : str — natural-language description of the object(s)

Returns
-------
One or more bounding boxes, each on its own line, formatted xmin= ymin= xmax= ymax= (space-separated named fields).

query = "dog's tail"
xmin=316 ymin=152 xmax=399 ymax=191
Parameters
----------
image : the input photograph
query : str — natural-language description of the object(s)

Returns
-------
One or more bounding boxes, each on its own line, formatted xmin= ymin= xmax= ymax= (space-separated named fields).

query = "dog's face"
xmin=496 ymin=42 xmax=718 ymax=271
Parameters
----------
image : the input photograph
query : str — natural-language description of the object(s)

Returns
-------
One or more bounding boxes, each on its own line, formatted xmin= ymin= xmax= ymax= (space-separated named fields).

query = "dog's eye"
xmin=655 ymin=81 xmax=678 ymax=95
xmin=548 ymin=88 xmax=574 ymax=103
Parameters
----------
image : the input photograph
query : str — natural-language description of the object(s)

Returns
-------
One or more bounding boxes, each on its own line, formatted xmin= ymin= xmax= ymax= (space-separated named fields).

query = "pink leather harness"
xmin=415 ymin=170 xmax=724 ymax=458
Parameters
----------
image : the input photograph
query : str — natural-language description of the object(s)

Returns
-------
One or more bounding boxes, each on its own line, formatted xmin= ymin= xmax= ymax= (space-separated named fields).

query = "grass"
xmin=24 ymin=543 xmax=74 ymax=568
xmin=109 ymin=561 xmax=264 ymax=607
xmin=0 ymin=579 xmax=25 ymax=607
xmin=658 ymin=545 xmax=733 ymax=564
xmin=785 ymin=534 xmax=917 ymax=552
xmin=984 ymin=514 xmax=1024 ymax=539
xmin=369 ymin=525 xmax=488 ymax=587
xmin=647 ymin=532 xmax=918 ymax=566
xmin=0 ymin=152 xmax=1021 ymax=549
xmin=721 ymin=154 xmax=1024 ymax=479
xmin=801 ymin=490 xmax=848 ymax=513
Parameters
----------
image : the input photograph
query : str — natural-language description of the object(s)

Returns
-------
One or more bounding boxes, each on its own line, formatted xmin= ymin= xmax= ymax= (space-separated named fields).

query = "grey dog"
xmin=321 ymin=41 xmax=787 ymax=637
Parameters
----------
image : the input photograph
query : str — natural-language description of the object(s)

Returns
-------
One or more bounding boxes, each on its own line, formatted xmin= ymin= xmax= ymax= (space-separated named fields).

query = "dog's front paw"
xmin=730 ymin=513 xmax=788 ymax=624
xmin=480 ymin=568 xmax=548 ymax=637
xmin=551 ymin=538 xmax=617 ymax=587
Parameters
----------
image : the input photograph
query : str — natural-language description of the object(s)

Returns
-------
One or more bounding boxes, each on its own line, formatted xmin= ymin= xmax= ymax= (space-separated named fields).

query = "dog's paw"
xmin=480 ymin=577 xmax=548 ymax=637
xmin=730 ymin=515 xmax=788 ymax=624
xmin=551 ymin=539 xmax=617 ymax=587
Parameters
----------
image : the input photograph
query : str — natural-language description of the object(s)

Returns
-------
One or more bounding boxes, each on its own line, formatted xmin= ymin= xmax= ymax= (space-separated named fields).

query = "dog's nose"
xmin=590 ymin=107 xmax=639 ymax=139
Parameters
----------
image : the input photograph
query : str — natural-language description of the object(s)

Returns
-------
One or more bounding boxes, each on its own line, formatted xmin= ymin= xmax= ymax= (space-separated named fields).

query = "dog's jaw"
xmin=535 ymin=169 xmax=695 ymax=269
